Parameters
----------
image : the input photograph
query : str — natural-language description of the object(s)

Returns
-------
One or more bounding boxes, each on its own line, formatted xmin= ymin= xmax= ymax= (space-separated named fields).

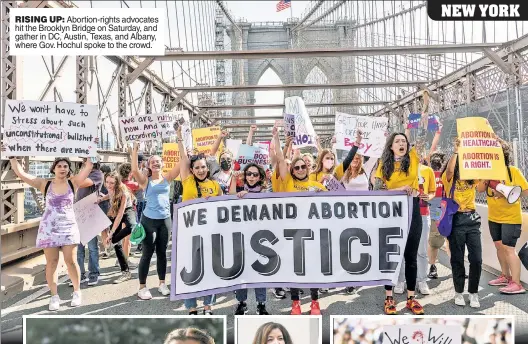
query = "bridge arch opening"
xmin=254 ymin=67 xmax=285 ymax=125
xmin=302 ymin=65 xmax=334 ymax=130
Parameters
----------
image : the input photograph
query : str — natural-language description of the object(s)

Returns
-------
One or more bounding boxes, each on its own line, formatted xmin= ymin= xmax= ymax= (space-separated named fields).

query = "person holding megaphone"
xmin=477 ymin=136 xmax=528 ymax=295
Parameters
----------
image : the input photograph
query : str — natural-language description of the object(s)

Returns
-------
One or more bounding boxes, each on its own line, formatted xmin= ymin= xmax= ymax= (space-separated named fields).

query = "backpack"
xmin=44 ymin=180 xmax=74 ymax=202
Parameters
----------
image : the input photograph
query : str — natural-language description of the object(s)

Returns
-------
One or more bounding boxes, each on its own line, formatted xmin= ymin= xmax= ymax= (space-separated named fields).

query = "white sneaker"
xmin=49 ymin=295 xmax=61 ymax=311
xmin=138 ymin=287 xmax=153 ymax=300
xmin=469 ymin=293 xmax=480 ymax=308
xmin=454 ymin=292 xmax=466 ymax=306
xmin=417 ymin=281 xmax=431 ymax=295
xmin=71 ymin=291 xmax=82 ymax=307
xmin=394 ymin=282 xmax=405 ymax=294
xmin=158 ymin=283 xmax=170 ymax=296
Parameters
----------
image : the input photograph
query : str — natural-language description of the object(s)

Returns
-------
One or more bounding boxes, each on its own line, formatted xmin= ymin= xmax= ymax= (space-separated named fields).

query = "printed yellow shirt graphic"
xmin=456 ymin=117 xmax=507 ymax=181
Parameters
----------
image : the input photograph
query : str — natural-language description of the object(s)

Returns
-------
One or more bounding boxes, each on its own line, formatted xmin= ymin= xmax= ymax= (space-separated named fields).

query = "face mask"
xmin=220 ymin=160 xmax=231 ymax=171
xmin=323 ymin=160 xmax=334 ymax=170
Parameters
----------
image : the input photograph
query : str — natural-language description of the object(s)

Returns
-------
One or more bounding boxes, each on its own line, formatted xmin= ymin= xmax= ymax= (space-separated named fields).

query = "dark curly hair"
xmin=429 ymin=152 xmax=447 ymax=172
xmin=49 ymin=157 xmax=72 ymax=177
xmin=380 ymin=132 xmax=411 ymax=181
xmin=118 ymin=163 xmax=132 ymax=180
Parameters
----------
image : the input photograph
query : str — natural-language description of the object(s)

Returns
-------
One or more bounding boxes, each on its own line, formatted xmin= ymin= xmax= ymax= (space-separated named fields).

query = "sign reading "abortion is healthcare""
xmin=170 ymin=191 xmax=412 ymax=300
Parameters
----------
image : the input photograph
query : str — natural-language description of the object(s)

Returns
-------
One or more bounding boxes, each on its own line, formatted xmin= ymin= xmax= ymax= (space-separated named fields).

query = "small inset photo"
xmin=24 ymin=315 xmax=226 ymax=344
xmin=332 ymin=316 xmax=514 ymax=344
xmin=235 ymin=315 xmax=321 ymax=344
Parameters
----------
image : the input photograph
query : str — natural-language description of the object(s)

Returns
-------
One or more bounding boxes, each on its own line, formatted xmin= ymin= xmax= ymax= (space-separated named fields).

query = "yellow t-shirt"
xmin=271 ymin=169 xmax=282 ymax=193
xmin=334 ymin=164 xmax=345 ymax=181
xmin=441 ymin=172 xmax=478 ymax=211
xmin=309 ymin=171 xmax=333 ymax=184
xmin=182 ymin=175 xmax=221 ymax=202
xmin=487 ymin=166 xmax=528 ymax=224
xmin=281 ymin=173 xmax=327 ymax=192
xmin=375 ymin=147 xmax=420 ymax=190
xmin=419 ymin=165 xmax=436 ymax=194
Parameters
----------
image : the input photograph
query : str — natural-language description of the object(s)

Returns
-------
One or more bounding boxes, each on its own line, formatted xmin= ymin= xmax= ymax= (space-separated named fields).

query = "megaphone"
xmin=488 ymin=180 xmax=522 ymax=204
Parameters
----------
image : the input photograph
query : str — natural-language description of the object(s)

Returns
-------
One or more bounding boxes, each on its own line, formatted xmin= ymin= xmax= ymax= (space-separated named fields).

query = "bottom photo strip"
xmin=20 ymin=315 xmax=518 ymax=344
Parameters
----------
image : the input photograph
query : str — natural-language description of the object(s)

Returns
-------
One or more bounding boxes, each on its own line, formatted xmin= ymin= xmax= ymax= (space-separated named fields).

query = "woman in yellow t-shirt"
xmin=309 ymin=149 xmax=336 ymax=184
xmin=273 ymin=126 xmax=326 ymax=315
xmin=372 ymin=132 xmax=424 ymax=316
xmin=176 ymin=126 xmax=223 ymax=315
xmin=479 ymin=137 xmax=528 ymax=295
xmin=442 ymin=138 xmax=487 ymax=309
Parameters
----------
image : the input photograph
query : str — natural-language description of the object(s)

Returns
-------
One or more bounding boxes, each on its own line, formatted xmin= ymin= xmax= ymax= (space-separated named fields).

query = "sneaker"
xmin=319 ymin=288 xmax=329 ymax=294
xmin=257 ymin=303 xmax=269 ymax=315
xmin=87 ymin=275 xmax=99 ymax=286
xmin=158 ymin=283 xmax=170 ymax=296
xmin=49 ymin=295 xmax=61 ymax=311
xmin=203 ymin=309 xmax=213 ymax=315
xmin=235 ymin=301 xmax=248 ymax=315
xmin=384 ymin=297 xmax=397 ymax=315
xmin=468 ymin=293 xmax=480 ymax=308
xmin=273 ymin=288 xmax=286 ymax=299
xmin=310 ymin=300 xmax=321 ymax=315
xmin=71 ymin=291 xmax=82 ymax=307
xmin=128 ymin=261 xmax=138 ymax=270
xmin=406 ymin=296 xmax=424 ymax=315
xmin=115 ymin=259 xmax=119 ymax=267
xmin=113 ymin=271 xmax=132 ymax=284
xmin=489 ymin=274 xmax=510 ymax=286
xmin=101 ymin=251 xmax=110 ymax=259
xmin=345 ymin=287 xmax=356 ymax=294
xmin=189 ymin=310 xmax=198 ymax=315
xmin=499 ymin=281 xmax=526 ymax=294
xmin=290 ymin=300 xmax=302 ymax=315
xmin=454 ymin=293 xmax=466 ymax=306
xmin=428 ymin=264 xmax=438 ymax=279
xmin=138 ymin=287 xmax=152 ymax=300
xmin=70 ymin=273 xmax=89 ymax=287
xmin=394 ymin=282 xmax=405 ymax=294
xmin=417 ymin=281 xmax=430 ymax=295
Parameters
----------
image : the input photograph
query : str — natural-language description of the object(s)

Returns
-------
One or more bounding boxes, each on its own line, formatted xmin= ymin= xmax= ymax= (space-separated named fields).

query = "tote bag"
xmin=437 ymin=178 xmax=459 ymax=237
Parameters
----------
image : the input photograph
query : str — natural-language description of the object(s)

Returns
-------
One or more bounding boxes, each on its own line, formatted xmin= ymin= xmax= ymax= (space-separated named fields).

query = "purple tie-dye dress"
xmin=36 ymin=181 xmax=80 ymax=248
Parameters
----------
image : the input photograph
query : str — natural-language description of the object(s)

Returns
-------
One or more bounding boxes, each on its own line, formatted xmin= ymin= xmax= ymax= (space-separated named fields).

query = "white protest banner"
xmin=335 ymin=112 xmax=388 ymax=158
xmin=285 ymin=97 xmax=317 ymax=148
xmin=156 ymin=110 xmax=193 ymax=152
xmin=226 ymin=139 xmax=243 ymax=158
xmin=73 ymin=192 xmax=112 ymax=245
xmin=170 ymin=191 xmax=411 ymax=300
xmin=283 ymin=114 xmax=296 ymax=137
xmin=3 ymin=100 xmax=98 ymax=157
xmin=383 ymin=325 xmax=461 ymax=344
xmin=119 ymin=114 xmax=163 ymax=144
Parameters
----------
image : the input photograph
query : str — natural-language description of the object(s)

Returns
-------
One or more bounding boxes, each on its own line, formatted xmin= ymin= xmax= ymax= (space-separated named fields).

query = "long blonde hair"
xmin=313 ymin=149 xmax=335 ymax=175
xmin=106 ymin=171 xmax=135 ymax=218
xmin=342 ymin=154 xmax=365 ymax=183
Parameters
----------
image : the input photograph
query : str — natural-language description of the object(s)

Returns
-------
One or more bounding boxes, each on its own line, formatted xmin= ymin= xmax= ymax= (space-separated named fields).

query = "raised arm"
xmin=283 ymin=137 xmax=292 ymax=160
xmin=273 ymin=126 xmax=288 ymax=179
xmin=425 ymin=122 xmax=443 ymax=165
xmin=269 ymin=138 xmax=277 ymax=167
xmin=342 ymin=130 xmax=362 ymax=171
xmin=131 ymin=142 xmax=148 ymax=189
xmin=163 ymin=138 xmax=181 ymax=181
xmin=176 ymin=125 xmax=191 ymax=180
xmin=210 ymin=129 xmax=227 ymax=157
xmin=331 ymin=136 xmax=338 ymax=163
xmin=71 ymin=159 xmax=93 ymax=189
xmin=316 ymin=136 xmax=322 ymax=153
xmin=8 ymin=157 xmax=46 ymax=192
xmin=246 ymin=125 xmax=257 ymax=146
xmin=445 ymin=138 xmax=460 ymax=183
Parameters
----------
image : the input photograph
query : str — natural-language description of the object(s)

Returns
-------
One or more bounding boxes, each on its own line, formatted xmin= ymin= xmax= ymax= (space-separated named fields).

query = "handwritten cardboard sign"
xmin=323 ymin=175 xmax=345 ymax=191
xmin=3 ymin=100 xmax=98 ymax=157
xmin=335 ymin=112 xmax=388 ymax=158
xmin=156 ymin=110 xmax=193 ymax=152
xmin=119 ymin=114 xmax=163 ymax=144
xmin=285 ymin=96 xmax=317 ymax=148
xmin=73 ymin=192 xmax=112 ymax=245
xmin=383 ymin=325 xmax=461 ymax=344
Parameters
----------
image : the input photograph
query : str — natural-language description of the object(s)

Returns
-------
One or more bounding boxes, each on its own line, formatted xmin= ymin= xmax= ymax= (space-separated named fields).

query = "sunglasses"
xmin=245 ymin=171 xmax=260 ymax=177
xmin=293 ymin=164 xmax=307 ymax=171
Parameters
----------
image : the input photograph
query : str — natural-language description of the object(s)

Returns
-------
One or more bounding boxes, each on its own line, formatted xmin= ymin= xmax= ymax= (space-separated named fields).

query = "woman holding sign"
xmin=229 ymin=162 xmax=271 ymax=315
xmin=130 ymin=140 xmax=181 ymax=301
xmin=273 ymin=126 xmax=326 ymax=315
xmin=177 ymin=125 xmax=223 ymax=315
xmin=442 ymin=138 xmax=487 ymax=308
xmin=372 ymin=133 xmax=425 ymax=315
xmin=479 ymin=136 xmax=528 ymax=295
xmin=6 ymin=154 xmax=93 ymax=311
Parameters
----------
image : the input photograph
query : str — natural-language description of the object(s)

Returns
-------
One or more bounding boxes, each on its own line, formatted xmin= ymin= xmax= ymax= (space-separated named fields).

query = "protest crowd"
xmin=3 ymin=91 xmax=528 ymax=317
